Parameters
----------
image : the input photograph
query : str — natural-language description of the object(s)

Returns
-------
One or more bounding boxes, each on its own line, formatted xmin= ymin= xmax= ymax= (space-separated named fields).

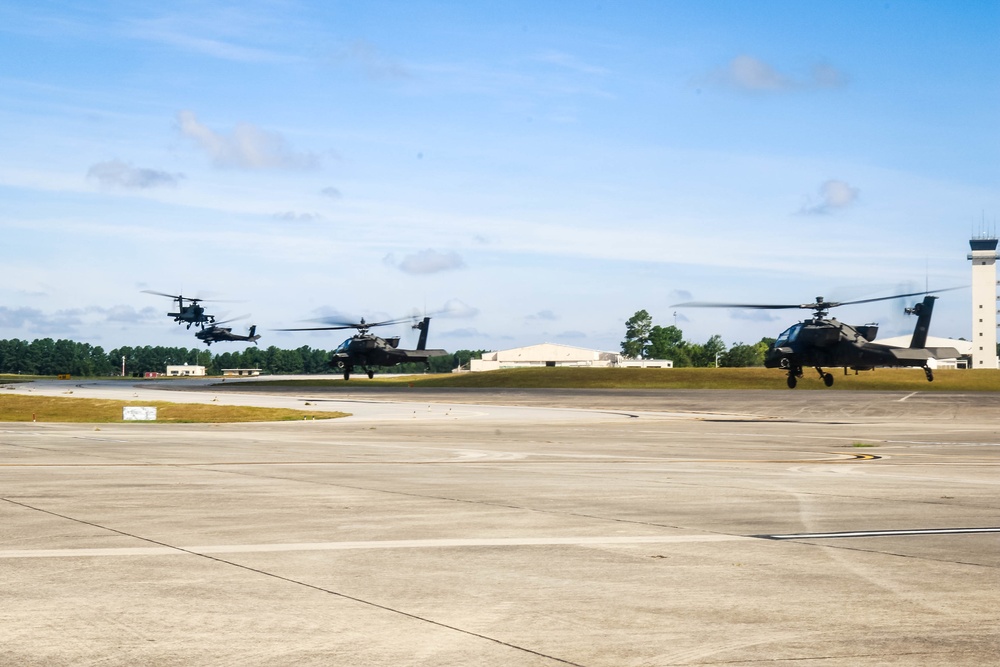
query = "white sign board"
xmin=122 ymin=406 xmax=157 ymax=421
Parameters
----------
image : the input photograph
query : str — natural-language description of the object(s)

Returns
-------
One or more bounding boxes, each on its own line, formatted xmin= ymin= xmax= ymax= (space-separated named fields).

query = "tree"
xmin=691 ymin=334 xmax=726 ymax=367
xmin=621 ymin=310 xmax=652 ymax=358
xmin=646 ymin=325 xmax=684 ymax=360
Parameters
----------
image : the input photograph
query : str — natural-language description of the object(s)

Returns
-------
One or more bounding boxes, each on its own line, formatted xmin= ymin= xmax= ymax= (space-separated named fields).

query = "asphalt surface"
xmin=1 ymin=378 xmax=998 ymax=665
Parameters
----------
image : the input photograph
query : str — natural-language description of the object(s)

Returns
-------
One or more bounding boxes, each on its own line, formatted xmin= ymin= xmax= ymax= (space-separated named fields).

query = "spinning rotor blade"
xmin=141 ymin=290 xmax=213 ymax=304
xmin=281 ymin=315 xmax=416 ymax=332
xmin=825 ymin=286 xmax=966 ymax=309
xmin=671 ymin=301 xmax=805 ymax=310
xmin=673 ymin=286 xmax=966 ymax=312
xmin=141 ymin=290 xmax=239 ymax=304
xmin=211 ymin=314 xmax=250 ymax=327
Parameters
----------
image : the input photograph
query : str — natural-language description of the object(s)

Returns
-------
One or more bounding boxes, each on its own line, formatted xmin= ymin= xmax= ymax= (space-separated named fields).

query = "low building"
xmin=617 ymin=358 xmax=674 ymax=369
xmin=470 ymin=343 xmax=622 ymax=372
xmin=165 ymin=364 xmax=206 ymax=377
xmin=221 ymin=368 xmax=262 ymax=377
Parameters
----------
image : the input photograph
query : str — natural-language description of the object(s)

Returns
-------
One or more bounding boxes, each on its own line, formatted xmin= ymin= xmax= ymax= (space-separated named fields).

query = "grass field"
xmin=0 ymin=395 xmax=345 ymax=423
xmin=240 ymin=366 xmax=1000 ymax=391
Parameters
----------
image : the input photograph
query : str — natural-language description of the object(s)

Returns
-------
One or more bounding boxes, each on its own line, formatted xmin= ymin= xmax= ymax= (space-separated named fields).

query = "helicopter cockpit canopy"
xmin=335 ymin=339 xmax=352 ymax=353
xmin=774 ymin=323 xmax=803 ymax=348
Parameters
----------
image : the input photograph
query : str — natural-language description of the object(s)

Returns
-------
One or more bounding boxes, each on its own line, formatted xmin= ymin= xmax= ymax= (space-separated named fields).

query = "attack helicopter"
xmin=143 ymin=290 xmax=216 ymax=329
xmin=195 ymin=319 xmax=261 ymax=346
xmin=673 ymin=289 xmax=963 ymax=388
xmin=279 ymin=315 xmax=448 ymax=380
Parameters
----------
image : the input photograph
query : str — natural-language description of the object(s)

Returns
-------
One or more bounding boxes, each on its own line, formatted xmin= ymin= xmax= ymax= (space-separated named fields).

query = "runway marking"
xmin=759 ymin=527 xmax=1000 ymax=540
xmin=0 ymin=534 xmax=749 ymax=559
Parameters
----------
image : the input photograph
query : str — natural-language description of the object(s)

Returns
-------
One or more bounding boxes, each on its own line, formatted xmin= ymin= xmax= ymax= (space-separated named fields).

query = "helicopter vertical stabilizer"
xmin=907 ymin=296 xmax=937 ymax=349
xmin=414 ymin=317 xmax=431 ymax=350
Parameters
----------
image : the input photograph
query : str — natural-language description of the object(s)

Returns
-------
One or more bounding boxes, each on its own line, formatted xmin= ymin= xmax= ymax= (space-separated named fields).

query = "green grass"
xmin=0 ymin=395 xmax=347 ymax=423
xmin=232 ymin=367 xmax=1000 ymax=391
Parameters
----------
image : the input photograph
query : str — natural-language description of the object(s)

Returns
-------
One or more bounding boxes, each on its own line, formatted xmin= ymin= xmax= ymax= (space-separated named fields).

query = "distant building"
xmin=617 ymin=358 xmax=674 ymax=369
xmin=470 ymin=343 xmax=625 ymax=371
xmin=221 ymin=368 xmax=262 ymax=377
xmin=165 ymin=364 xmax=206 ymax=377
xmin=968 ymin=236 xmax=999 ymax=369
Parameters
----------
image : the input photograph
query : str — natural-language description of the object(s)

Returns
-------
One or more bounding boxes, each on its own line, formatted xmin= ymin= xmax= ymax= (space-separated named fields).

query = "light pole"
xmin=121 ymin=355 xmax=125 ymax=377
xmin=715 ymin=352 xmax=721 ymax=368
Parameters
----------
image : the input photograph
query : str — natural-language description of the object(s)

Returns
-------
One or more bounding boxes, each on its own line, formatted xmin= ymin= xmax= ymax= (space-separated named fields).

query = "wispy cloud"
xmin=87 ymin=160 xmax=182 ymax=189
xmin=335 ymin=40 xmax=412 ymax=80
xmin=273 ymin=211 xmax=323 ymax=222
xmin=320 ymin=186 xmax=342 ymax=199
xmin=555 ymin=330 xmax=586 ymax=339
xmin=177 ymin=110 xmax=319 ymax=170
xmin=705 ymin=55 xmax=847 ymax=92
xmin=800 ymin=179 xmax=860 ymax=215
xmin=436 ymin=299 xmax=479 ymax=319
xmin=526 ymin=309 xmax=558 ymax=321
xmin=0 ymin=304 xmax=159 ymax=334
xmin=384 ymin=249 xmax=465 ymax=275
xmin=533 ymin=50 xmax=608 ymax=76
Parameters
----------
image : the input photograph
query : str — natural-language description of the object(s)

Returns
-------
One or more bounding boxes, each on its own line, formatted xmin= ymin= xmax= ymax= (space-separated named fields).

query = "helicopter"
xmin=143 ymin=290 xmax=216 ymax=329
xmin=195 ymin=319 xmax=261 ymax=346
xmin=279 ymin=315 xmax=448 ymax=380
xmin=672 ymin=289 xmax=963 ymax=388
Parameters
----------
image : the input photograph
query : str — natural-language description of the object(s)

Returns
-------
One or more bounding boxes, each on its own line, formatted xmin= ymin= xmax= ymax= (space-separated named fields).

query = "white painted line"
xmin=765 ymin=527 xmax=1000 ymax=540
xmin=0 ymin=534 xmax=749 ymax=559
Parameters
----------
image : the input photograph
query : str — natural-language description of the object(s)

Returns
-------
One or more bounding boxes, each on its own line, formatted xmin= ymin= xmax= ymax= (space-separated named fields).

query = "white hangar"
xmin=470 ymin=343 xmax=622 ymax=372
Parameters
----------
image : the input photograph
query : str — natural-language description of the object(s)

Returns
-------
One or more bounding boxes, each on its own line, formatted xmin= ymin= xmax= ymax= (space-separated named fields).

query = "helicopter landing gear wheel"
xmin=343 ymin=367 xmax=352 ymax=381
xmin=924 ymin=366 xmax=934 ymax=382
xmin=786 ymin=374 xmax=797 ymax=389
xmin=367 ymin=369 xmax=374 ymax=379
xmin=823 ymin=373 xmax=834 ymax=387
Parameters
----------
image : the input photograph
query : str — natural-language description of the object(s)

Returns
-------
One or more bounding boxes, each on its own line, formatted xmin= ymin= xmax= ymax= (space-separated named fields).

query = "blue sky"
xmin=1 ymin=1 xmax=997 ymax=354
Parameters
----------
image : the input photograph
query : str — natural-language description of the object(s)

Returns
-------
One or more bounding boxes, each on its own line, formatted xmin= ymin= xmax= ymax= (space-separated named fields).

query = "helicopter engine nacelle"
xmin=855 ymin=324 xmax=879 ymax=342
xmin=385 ymin=336 xmax=400 ymax=349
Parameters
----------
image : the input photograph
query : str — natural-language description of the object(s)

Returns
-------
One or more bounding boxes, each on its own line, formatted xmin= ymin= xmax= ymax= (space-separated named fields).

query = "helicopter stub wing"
xmin=397 ymin=348 xmax=449 ymax=360
xmin=925 ymin=346 xmax=961 ymax=359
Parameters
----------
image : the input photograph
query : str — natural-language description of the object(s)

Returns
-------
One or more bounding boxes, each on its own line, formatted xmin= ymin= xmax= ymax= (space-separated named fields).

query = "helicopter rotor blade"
xmin=826 ymin=286 xmax=967 ymax=309
xmin=275 ymin=325 xmax=359 ymax=332
xmin=210 ymin=314 xmax=250 ymax=327
xmin=670 ymin=301 xmax=807 ymax=310
xmin=672 ymin=286 xmax=967 ymax=312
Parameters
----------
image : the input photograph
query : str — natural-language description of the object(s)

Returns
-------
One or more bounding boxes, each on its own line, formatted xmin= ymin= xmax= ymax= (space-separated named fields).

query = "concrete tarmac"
xmin=1 ymin=379 xmax=998 ymax=665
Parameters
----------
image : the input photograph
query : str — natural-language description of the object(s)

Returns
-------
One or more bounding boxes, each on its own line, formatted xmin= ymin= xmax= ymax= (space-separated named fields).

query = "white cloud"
xmin=436 ymin=299 xmax=479 ymax=319
xmin=177 ymin=110 xmax=319 ymax=170
xmin=526 ymin=309 xmax=558 ymax=321
xmin=800 ymin=179 xmax=860 ymax=215
xmin=320 ymin=186 xmax=342 ymax=199
xmin=87 ymin=160 xmax=182 ymax=189
xmin=386 ymin=249 xmax=466 ymax=275
xmin=708 ymin=55 xmax=847 ymax=92
xmin=273 ymin=211 xmax=323 ymax=222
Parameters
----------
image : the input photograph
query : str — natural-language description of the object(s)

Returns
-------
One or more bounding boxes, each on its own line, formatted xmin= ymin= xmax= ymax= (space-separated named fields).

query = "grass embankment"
xmin=0 ymin=395 xmax=345 ymax=423
xmin=242 ymin=367 xmax=1000 ymax=391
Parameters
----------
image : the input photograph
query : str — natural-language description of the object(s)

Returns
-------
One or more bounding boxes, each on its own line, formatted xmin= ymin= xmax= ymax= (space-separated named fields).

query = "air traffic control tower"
xmin=968 ymin=235 xmax=999 ymax=368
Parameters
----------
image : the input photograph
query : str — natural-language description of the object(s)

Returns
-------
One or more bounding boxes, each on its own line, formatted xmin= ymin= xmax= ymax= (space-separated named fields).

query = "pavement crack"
xmin=0 ymin=496 xmax=588 ymax=667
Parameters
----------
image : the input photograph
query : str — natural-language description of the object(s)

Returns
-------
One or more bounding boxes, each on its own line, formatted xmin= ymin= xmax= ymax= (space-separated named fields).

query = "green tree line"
xmin=0 ymin=338 xmax=487 ymax=377
xmin=622 ymin=310 xmax=774 ymax=367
